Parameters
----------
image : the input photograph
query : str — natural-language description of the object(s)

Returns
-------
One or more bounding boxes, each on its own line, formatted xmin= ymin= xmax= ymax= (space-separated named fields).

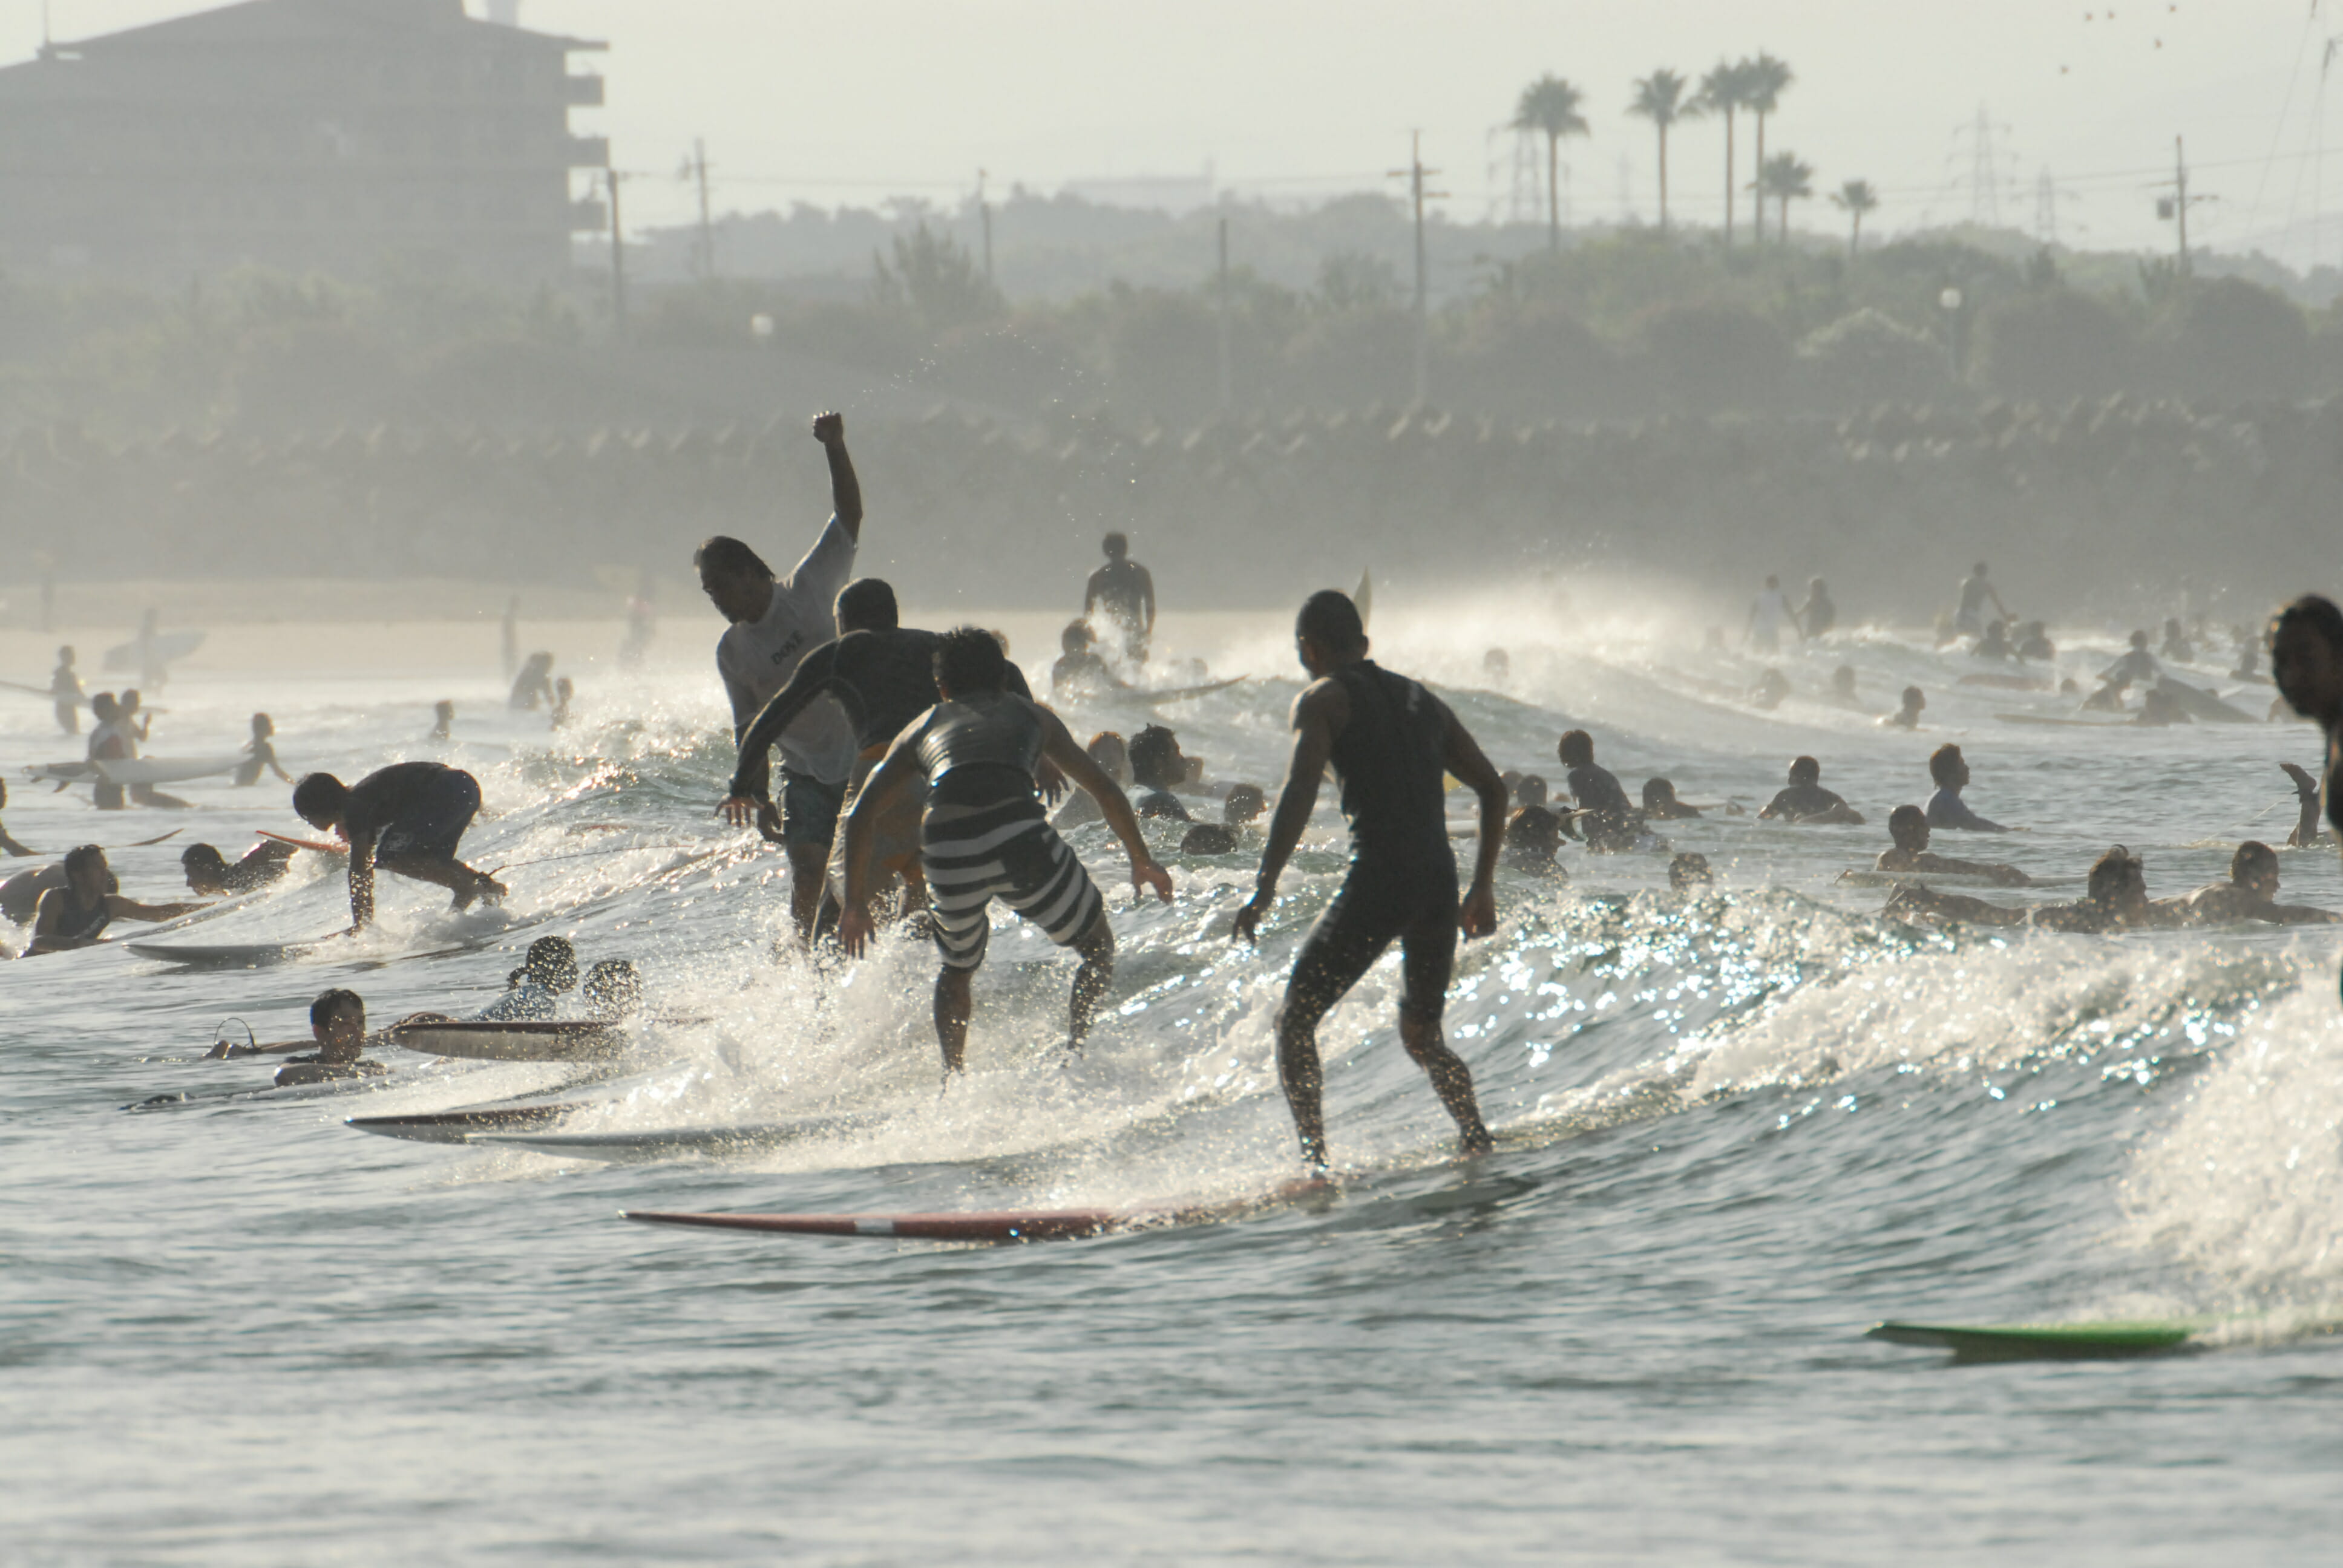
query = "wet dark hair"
xmin=1902 ymin=686 xmax=1925 ymax=707
xmin=1668 ymin=852 xmax=1714 ymax=890
xmin=1295 ymin=590 xmax=1367 ymax=657
xmin=1558 ymin=730 xmax=1594 ymax=768
xmin=291 ymin=773 xmax=348 ymax=822
xmin=936 ymin=626 xmax=1008 ymax=695
xmin=1223 ymin=783 xmax=1267 ymax=825
xmin=1642 ymin=777 xmax=1678 ymax=807
xmin=1789 ymin=755 xmax=1821 ymax=783
xmin=1103 ymin=532 xmax=1129 ymax=557
xmin=1061 ymin=619 xmax=1093 ymax=653
xmin=582 ymin=958 xmax=642 ymax=1018
xmin=835 ymin=578 xmax=899 ymax=633
xmin=1927 ymin=744 xmax=1964 ymax=787
xmin=2232 ymin=840 xmax=2279 ymax=881
xmin=1513 ymin=774 xmax=1549 ymax=809
xmin=1506 ymin=805 xmax=1562 ymax=849
xmin=1129 ymin=725 xmax=1182 ymax=789
xmin=2270 ymin=595 xmax=2343 ymax=725
xmin=525 ymin=935 xmax=579 ymax=993
xmin=693 ymin=536 xmax=773 ymax=580
xmin=2086 ymin=846 xmax=2143 ymax=903
xmin=180 ymin=844 xmax=228 ymax=872
xmin=1179 ymin=823 xmax=1238 ymax=855
xmin=1888 ymin=804 xmax=1927 ymax=847
xmin=309 ymin=987 xmax=364 ymax=1031
xmin=64 ymin=843 xmax=106 ymax=879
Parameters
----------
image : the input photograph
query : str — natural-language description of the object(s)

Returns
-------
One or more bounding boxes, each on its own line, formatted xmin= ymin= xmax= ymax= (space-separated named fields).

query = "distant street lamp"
xmin=1938 ymin=286 xmax=1965 ymax=383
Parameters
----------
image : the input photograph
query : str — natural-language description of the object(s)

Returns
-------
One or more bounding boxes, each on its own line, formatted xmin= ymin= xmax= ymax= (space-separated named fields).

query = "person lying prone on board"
xmin=24 ymin=844 xmax=205 ymax=956
xmin=180 ymin=840 xmax=297 ymax=897
xmin=1866 ymin=807 xmax=2030 ymax=886
xmin=272 ymin=990 xmax=390 ymax=1088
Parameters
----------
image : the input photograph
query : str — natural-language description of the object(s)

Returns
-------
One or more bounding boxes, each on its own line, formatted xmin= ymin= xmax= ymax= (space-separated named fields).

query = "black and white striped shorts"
xmin=922 ymin=797 xmax=1105 ymax=972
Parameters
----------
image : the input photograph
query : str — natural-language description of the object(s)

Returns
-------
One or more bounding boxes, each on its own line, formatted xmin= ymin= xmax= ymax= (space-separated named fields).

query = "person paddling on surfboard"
xmin=838 ymin=627 xmax=1173 ymax=1073
xmin=25 ymin=844 xmax=205 ymax=956
xmin=1233 ymin=589 xmax=1504 ymax=1172
xmin=1871 ymin=806 xmax=2029 ymax=886
xmin=698 ymin=410 xmax=865 ymax=944
xmin=180 ymin=840 xmax=296 ymax=895
xmin=292 ymin=763 xmax=505 ymax=933
xmin=234 ymin=713 xmax=292 ymax=788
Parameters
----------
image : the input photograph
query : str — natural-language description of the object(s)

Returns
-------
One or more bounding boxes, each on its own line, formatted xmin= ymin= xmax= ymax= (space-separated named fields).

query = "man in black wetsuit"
xmin=1558 ymin=729 xmax=1641 ymax=852
xmin=839 ymin=628 xmax=1172 ymax=1073
xmin=721 ymin=579 xmax=1043 ymax=923
xmin=1233 ymin=589 xmax=1506 ymax=1171
xmin=1084 ymin=533 xmax=1155 ymax=664
xmin=292 ymin=762 xmax=504 ymax=932
xmin=1758 ymin=756 xmax=1865 ymax=825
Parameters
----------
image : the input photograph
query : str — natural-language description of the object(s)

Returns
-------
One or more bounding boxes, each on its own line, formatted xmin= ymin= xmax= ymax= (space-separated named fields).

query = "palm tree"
xmin=1695 ymin=61 xmax=1749 ymax=245
xmin=1830 ymin=178 xmax=1879 ymax=260
xmin=1512 ymin=75 xmax=1591 ymax=251
xmin=1759 ymin=152 xmax=1814 ymax=244
xmin=1739 ymin=54 xmax=1794 ymax=246
xmin=1628 ymin=69 xmax=1700 ymax=234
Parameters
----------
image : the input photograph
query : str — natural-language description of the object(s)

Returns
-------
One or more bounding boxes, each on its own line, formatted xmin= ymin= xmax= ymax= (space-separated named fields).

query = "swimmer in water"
xmin=2159 ymin=618 xmax=2195 ymax=663
xmin=476 ymin=936 xmax=578 ymax=1021
xmin=430 ymin=701 xmax=455 ymax=742
xmin=2163 ymin=841 xmax=2339 ymax=926
xmin=292 ymin=763 xmax=505 ymax=930
xmin=1745 ymin=575 xmax=1800 ymax=656
xmin=1757 ymin=756 xmax=1865 ymax=825
xmin=582 ymin=959 xmax=644 ymax=1021
xmin=234 ymin=713 xmax=292 ymax=788
xmin=1051 ymin=731 xmax=1130 ymax=831
xmin=1050 ymin=619 xmax=1124 ymax=698
xmin=1925 ymin=743 xmax=2015 ymax=832
xmin=25 ymin=844 xmax=205 ymax=955
xmin=1512 ymin=775 xmax=1550 ymax=811
xmin=1223 ymin=782 xmax=1268 ymax=828
xmin=508 ymin=652 xmax=556 ymax=712
xmin=1971 ymin=619 xmax=2013 ymax=661
xmin=1830 ymin=665 xmax=1858 ymax=705
xmin=1641 ymin=777 xmax=1702 ymax=820
xmin=841 ymin=628 xmax=1172 ymax=1071
xmin=1559 ymin=730 xmax=1642 ymax=852
xmin=270 ymin=989 xmax=388 ymax=1088
xmin=1234 ymin=590 xmax=1501 ymax=1169
xmin=2016 ymin=621 xmax=2056 ymax=662
xmin=1953 ymin=562 xmax=2008 ymax=639
xmin=1886 ymin=844 xmax=2153 ymax=933
xmin=0 ymin=780 xmax=33 ymax=858
xmin=549 ymin=677 xmax=574 ymax=729
xmin=1883 ymin=685 xmax=1925 ymax=730
xmin=1750 ymin=668 xmax=1791 ymax=711
xmin=1872 ymin=805 xmax=2029 ymax=885
xmin=1084 ymin=532 xmax=1156 ymax=664
xmin=1179 ymin=822 xmax=1239 ymax=854
xmin=2082 ymin=672 xmax=2132 ymax=713
xmin=1502 ymin=805 xmax=1567 ymax=877
xmin=2270 ymin=594 xmax=2343 ymax=849
xmin=48 ymin=645 xmax=82 ymax=736
xmin=1800 ymin=578 xmax=1837 ymax=639
xmin=1127 ymin=725 xmax=1194 ymax=821
xmin=180 ymin=841 xmax=297 ymax=895
xmin=2102 ymin=630 xmax=2160 ymax=688
xmin=2280 ymin=762 xmax=2327 ymax=849
xmin=1668 ymin=852 xmax=1714 ymax=892
xmin=2135 ymin=687 xmax=2189 ymax=727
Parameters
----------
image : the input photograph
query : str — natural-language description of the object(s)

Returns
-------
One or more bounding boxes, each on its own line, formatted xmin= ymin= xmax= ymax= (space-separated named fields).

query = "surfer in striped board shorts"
xmin=840 ymin=628 xmax=1173 ymax=1073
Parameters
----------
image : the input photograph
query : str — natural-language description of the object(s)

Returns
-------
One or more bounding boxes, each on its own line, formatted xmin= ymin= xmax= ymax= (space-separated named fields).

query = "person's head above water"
xmin=1484 ymin=648 xmax=1510 ymax=678
xmin=523 ymin=936 xmax=579 ymax=994
xmin=1788 ymin=755 xmax=1822 ymax=786
xmin=1765 ymin=573 xmax=1780 ymax=590
xmin=291 ymin=773 xmax=349 ymax=830
xmin=180 ymin=843 xmax=230 ymax=893
xmin=57 ymin=645 xmax=74 ymax=665
xmin=834 ymin=578 xmax=899 ymax=634
xmin=2086 ymin=846 xmax=2147 ymax=912
xmin=1669 ymin=852 xmax=1714 ymax=891
xmin=1558 ymin=729 xmax=1596 ymax=769
xmin=250 ymin=713 xmax=273 ymax=739
xmin=1293 ymin=590 xmax=1368 ymax=675
xmin=2230 ymin=840 xmax=2281 ymax=900
xmin=1642 ymin=777 xmax=1681 ymax=809
xmin=434 ymin=700 xmax=454 ymax=723
xmin=522 ymin=652 xmax=553 ymax=676
xmin=309 ymin=988 xmax=365 ymax=1062
xmin=1810 ymin=577 xmax=1829 ymax=596
xmin=1129 ymin=725 xmax=1187 ymax=791
xmin=2128 ymin=629 xmax=2149 ymax=651
xmin=2270 ymin=593 xmax=2343 ymax=725
xmin=1927 ymin=743 xmax=1970 ymax=789
xmin=1887 ymin=804 xmax=1930 ymax=852
xmin=90 ymin=691 xmax=119 ymax=722
xmin=1514 ymin=774 xmax=1549 ymax=810
xmin=64 ymin=843 xmax=108 ymax=897
xmin=693 ymin=535 xmax=776 ymax=624
xmin=1086 ymin=731 xmax=1130 ymax=782
xmin=1060 ymin=619 xmax=1094 ymax=655
xmin=1901 ymin=686 xmax=1926 ymax=712
xmin=1972 ymin=562 xmax=1989 ymax=579
xmin=1503 ymin=806 xmax=1563 ymax=867
xmin=934 ymin=625 xmax=1009 ymax=699
xmin=582 ymin=958 xmax=642 ymax=1020
xmin=1102 ymin=532 xmax=1129 ymax=561
xmin=1223 ymin=783 xmax=1267 ymax=826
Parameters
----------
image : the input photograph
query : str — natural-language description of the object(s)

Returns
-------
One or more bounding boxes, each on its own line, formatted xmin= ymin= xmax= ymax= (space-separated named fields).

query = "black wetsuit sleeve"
xmin=730 ymin=641 xmax=844 ymax=799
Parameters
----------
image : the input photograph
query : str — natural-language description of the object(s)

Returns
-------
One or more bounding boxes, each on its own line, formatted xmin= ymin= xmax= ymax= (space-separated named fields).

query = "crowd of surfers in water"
xmin=9 ymin=410 xmax=2343 ymax=1172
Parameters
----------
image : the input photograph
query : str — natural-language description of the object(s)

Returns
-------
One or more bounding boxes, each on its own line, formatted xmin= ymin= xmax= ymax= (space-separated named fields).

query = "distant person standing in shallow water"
xmin=1800 ymin=578 xmax=1836 ymax=639
xmin=1745 ymin=575 xmax=1800 ymax=656
xmin=698 ymin=411 xmax=864 ymax=941
xmin=1234 ymin=590 xmax=1504 ymax=1172
xmin=1085 ymin=532 xmax=1155 ymax=664
xmin=48 ymin=645 xmax=82 ymax=736
xmin=1954 ymin=562 xmax=2008 ymax=638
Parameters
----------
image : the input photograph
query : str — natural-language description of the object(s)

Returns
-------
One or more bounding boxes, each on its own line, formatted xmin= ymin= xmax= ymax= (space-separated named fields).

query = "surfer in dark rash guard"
xmin=839 ymin=627 xmax=1172 ymax=1073
xmin=1233 ymin=590 xmax=1504 ymax=1171
xmin=1758 ymin=756 xmax=1864 ymax=825
xmin=292 ymin=763 xmax=503 ymax=932
xmin=1558 ymin=730 xmax=1640 ymax=852
xmin=1925 ymin=744 xmax=2016 ymax=832
xmin=180 ymin=841 xmax=296 ymax=895
xmin=698 ymin=411 xmax=863 ymax=941
xmin=1084 ymin=533 xmax=1155 ymax=663
xmin=1871 ymin=806 xmax=2029 ymax=884
xmin=25 ymin=844 xmax=205 ymax=955
xmin=720 ymin=578 xmax=1044 ymax=926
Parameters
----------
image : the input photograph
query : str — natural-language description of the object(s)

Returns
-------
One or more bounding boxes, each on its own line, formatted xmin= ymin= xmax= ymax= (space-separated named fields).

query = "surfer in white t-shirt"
xmin=1744 ymin=575 xmax=1801 ymax=656
xmin=696 ymin=410 xmax=865 ymax=941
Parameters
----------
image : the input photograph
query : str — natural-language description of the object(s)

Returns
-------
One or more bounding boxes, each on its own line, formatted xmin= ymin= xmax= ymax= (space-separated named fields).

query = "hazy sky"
xmin=20 ymin=1 xmax=2343 ymax=267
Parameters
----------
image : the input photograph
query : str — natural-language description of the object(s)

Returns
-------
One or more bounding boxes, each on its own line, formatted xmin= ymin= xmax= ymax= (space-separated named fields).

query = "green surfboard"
xmin=1867 ymin=1319 xmax=2207 ymax=1361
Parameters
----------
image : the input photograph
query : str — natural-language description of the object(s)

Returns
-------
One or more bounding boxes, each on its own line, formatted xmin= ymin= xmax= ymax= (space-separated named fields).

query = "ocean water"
xmin=5 ymin=603 xmax=2342 ymax=1566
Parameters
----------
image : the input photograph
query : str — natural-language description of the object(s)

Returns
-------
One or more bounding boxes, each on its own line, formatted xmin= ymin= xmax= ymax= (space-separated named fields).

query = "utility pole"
xmin=977 ymin=169 xmax=994 ymax=285
xmin=691 ymin=137 xmax=715 ymax=279
xmin=1216 ymin=208 xmax=1233 ymax=414
xmin=1387 ymin=131 xmax=1446 ymax=409
xmin=606 ymin=167 xmax=628 ymax=339
xmin=2154 ymin=136 xmax=2212 ymax=276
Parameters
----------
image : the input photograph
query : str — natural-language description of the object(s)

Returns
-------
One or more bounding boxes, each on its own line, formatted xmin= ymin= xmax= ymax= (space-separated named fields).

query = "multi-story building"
xmin=0 ymin=0 xmax=608 ymax=281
